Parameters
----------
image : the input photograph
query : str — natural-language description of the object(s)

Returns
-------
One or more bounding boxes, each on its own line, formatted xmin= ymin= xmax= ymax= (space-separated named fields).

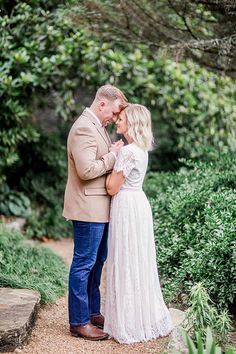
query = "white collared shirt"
xmin=85 ymin=107 xmax=102 ymax=127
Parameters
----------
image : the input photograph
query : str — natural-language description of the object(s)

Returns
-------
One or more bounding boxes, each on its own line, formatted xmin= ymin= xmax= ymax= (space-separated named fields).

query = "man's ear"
xmin=99 ymin=101 xmax=105 ymax=109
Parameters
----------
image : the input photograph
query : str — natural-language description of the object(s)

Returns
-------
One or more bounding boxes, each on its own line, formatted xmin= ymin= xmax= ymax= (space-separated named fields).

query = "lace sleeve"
xmin=114 ymin=147 xmax=136 ymax=178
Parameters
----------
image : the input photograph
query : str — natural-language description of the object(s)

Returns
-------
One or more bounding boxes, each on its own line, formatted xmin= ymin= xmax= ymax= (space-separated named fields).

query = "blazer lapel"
xmin=103 ymin=127 xmax=112 ymax=145
xmin=82 ymin=110 xmax=111 ymax=148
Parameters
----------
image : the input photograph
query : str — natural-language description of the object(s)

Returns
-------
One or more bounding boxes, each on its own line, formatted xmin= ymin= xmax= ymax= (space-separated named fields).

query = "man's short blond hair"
xmin=95 ymin=85 xmax=128 ymax=108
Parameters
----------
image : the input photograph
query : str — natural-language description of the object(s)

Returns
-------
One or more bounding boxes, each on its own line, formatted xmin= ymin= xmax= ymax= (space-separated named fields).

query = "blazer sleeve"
xmin=69 ymin=125 xmax=116 ymax=181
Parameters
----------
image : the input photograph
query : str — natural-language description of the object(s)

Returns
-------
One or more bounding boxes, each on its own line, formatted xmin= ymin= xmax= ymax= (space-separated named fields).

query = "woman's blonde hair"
xmin=125 ymin=103 xmax=154 ymax=151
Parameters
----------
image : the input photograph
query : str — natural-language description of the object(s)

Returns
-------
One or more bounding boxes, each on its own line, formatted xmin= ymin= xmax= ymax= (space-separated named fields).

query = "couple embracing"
xmin=63 ymin=85 xmax=173 ymax=344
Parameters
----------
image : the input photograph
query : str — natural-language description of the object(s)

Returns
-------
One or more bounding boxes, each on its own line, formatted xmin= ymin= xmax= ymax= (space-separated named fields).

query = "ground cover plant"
xmin=0 ymin=225 xmax=68 ymax=303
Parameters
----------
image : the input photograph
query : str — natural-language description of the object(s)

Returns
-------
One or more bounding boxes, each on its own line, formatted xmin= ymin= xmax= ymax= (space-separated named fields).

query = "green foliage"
xmin=25 ymin=206 xmax=71 ymax=240
xmin=173 ymin=328 xmax=236 ymax=354
xmin=145 ymin=153 xmax=236 ymax=309
xmin=0 ymin=184 xmax=31 ymax=217
xmin=13 ymin=133 xmax=71 ymax=239
xmin=149 ymin=61 xmax=236 ymax=169
xmin=144 ymin=171 xmax=185 ymax=197
xmin=184 ymin=283 xmax=232 ymax=346
xmin=0 ymin=225 xmax=68 ymax=303
xmin=0 ymin=1 xmax=82 ymax=182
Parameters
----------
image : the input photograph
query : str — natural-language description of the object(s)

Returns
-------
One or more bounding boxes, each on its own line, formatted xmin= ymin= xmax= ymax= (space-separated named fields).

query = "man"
xmin=63 ymin=85 xmax=128 ymax=340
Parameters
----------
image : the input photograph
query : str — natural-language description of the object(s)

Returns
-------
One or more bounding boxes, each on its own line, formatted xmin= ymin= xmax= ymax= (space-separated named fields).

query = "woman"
xmin=104 ymin=104 xmax=173 ymax=344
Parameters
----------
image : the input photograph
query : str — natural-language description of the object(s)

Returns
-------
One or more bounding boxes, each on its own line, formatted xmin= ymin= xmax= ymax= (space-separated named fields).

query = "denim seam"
xmin=70 ymin=320 xmax=90 ymax=326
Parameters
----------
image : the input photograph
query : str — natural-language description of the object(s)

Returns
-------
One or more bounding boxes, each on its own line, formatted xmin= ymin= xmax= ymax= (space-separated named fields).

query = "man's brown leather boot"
xmin=70 ymin=323 xmax=108 ymax=341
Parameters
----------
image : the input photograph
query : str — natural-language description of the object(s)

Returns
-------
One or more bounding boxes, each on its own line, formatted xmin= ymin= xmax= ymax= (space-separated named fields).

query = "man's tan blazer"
xmin=63 ymin=109 xmax=116 ymax=222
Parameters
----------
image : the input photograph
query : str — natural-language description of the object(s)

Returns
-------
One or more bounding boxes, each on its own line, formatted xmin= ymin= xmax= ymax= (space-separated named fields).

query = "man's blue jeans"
xmin=68 ymin=220 xmax=108 ymax=325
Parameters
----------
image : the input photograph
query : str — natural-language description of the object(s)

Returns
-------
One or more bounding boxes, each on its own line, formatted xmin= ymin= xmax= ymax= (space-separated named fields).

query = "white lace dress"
xmin=104 ymin=143 xmax=173 ymax=344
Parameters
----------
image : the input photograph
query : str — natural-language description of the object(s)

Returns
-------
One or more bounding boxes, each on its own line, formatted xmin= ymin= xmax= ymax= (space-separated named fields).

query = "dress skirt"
xmin=104 ymin=189 xmax=173 ymax=344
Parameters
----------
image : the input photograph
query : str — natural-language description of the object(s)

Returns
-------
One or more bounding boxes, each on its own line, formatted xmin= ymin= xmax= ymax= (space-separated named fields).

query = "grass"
xmin=0 ymin=225 xmax=68 ymax=303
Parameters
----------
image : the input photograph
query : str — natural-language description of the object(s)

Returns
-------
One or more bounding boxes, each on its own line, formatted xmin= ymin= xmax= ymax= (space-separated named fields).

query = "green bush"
xmin=144 ymin=171 xmax=186 ymax=197
xmin=0 ymin=225 xmax=68 ymax=303
xmin=14 ymin=133 xmax=71 ymax=239
xmin=25 ymin=206 xmax=72 ymax=240
xmin=145 ymin=153 xmax=236 ymax=309
xmin=0 ymin=1 xmax=82 ymax=184
xmin=0 ymin=184 xmax=31 ymax=217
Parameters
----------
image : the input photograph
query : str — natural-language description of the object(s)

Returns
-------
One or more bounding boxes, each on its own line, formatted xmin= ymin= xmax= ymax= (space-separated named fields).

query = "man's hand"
xmin=109 ymin=139 xmax=124 ymax=156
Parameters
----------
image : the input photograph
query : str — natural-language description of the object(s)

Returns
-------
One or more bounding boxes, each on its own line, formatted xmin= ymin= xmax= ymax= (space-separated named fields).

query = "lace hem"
xmin=105 ymin=315 xmax=173 ymax=344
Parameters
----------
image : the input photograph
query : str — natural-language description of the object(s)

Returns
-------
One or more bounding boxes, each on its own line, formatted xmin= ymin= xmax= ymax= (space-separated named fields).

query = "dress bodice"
xmin=114 ymin=143 xmax=148 ymax=191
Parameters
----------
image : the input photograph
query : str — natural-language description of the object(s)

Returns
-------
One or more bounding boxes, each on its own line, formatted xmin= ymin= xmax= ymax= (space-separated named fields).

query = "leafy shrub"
xmin=0 ymin=184 xmax=31 ymax=217
xmin=0 ymin=225 xmax=68 ymax=303
xmin=144 ymin=171 xmax=186 ymax=198
xmin=145 ymin=153 xmax=236 ymax=309
xmin=25 ymin=206 xmax=71 ymax=240
xmin=12 ymin=133 xmax=71 ymax=239
xmin=0 ymin=1 xmax=82 ymax=184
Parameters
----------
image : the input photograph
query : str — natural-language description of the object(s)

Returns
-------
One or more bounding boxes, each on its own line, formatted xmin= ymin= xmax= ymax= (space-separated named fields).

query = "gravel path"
xmin=12 ymin=238 xmax=169 ymax=354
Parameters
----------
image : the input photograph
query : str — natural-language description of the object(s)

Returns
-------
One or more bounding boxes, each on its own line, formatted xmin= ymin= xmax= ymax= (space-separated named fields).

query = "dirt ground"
xmin=10 ymin=238 xmax=169 ymax=354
